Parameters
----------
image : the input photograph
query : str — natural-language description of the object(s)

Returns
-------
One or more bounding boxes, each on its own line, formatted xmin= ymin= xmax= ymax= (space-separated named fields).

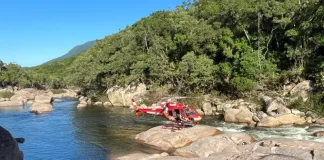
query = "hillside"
xmin=43 ymin=40 xmax=96 ymax=64
xmin=4 ymin=0 xmax=323 ymax=97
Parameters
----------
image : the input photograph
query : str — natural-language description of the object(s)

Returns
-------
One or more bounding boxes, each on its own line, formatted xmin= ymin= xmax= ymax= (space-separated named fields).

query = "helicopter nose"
xmin=194 ymin=116 xmax=202 ymax=122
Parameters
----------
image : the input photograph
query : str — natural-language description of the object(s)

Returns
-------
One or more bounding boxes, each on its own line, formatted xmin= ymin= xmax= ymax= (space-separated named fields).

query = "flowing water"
xmin=1 ymin=99 xmax=324 ymax=160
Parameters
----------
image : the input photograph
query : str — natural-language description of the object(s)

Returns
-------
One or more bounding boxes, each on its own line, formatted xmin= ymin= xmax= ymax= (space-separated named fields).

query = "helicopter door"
xmin=168 ymin=110 xmax=173 ymax=117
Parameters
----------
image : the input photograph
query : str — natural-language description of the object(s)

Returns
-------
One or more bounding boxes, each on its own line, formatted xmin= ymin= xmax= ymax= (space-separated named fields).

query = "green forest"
xmin=1 ymin=0 xmax=323 ymax=98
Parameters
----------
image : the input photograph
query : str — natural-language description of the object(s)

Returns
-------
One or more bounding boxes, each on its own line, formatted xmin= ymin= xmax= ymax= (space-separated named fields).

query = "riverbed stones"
xmin=0 ymin=126 xmax=23 ymax=160
xmin=174 ymin=132 xmax=255 ymax=158
xmin=135 ymin=125 xmax=221 ymax=151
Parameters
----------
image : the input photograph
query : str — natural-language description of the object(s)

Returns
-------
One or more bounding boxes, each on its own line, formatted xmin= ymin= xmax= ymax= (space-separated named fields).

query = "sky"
xmin=0 ymin=0 xmax=184 ymax=67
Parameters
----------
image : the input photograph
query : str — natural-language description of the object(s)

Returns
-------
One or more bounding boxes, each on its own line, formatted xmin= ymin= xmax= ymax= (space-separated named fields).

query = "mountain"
xmin=44 ymin=40 xmax=96 ymax=64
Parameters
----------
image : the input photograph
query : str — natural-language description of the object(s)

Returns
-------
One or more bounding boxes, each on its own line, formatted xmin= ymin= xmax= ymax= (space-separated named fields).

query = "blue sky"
xmin=0 ymin=0 xmax=183 ymax=67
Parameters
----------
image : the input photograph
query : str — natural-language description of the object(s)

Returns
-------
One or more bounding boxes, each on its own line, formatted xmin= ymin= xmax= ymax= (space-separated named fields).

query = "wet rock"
xmin=77 ymin=103 xmax=87 ymax=108
xmin=315 ymin=118 xmax=324 ymax=124
xmin=107 ymin=83 xmax=147 ymax=107
xmin=314 ymin=131 xmax=324 ymax=137
xmin=103 ymin=102 xmax=111 ymax=107
xmin=174 ymin=132 xmax=255 ymax=158
xmin=0 ymin=126 xmax=23 ymax=160
xmin=93 ymin=102 xmax=103 ymax=106
xmin=53 ymin=99 xmax=63 ymax=103
xmin=135 ymin=125 xmax=221 ymax=151
xmin=224 ymin=107 xmax=253 ymax=125
xmin=29 ymin=103 xmax=53 ymax=114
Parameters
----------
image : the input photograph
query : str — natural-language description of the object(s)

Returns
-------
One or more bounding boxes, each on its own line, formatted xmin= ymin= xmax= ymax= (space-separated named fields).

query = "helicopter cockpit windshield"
xmin=185 ymin=108 xmax=196 ymax=116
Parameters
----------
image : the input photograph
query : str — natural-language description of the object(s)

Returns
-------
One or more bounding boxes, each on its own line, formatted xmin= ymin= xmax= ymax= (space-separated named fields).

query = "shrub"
xmin=230 ymin=76 xmax=256 ymax=92
xmin=0 ymin=91 xmax=15 ymax=99
xmin=289 ymin=93 xmax=324 ymax=116
xmin=51 ymin=89 xmax=66 ymax=94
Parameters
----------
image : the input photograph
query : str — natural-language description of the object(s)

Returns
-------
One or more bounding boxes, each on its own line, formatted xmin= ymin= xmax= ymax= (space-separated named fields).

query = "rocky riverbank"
xmin=116 ymin=125 xmax=324 ymax=160
xmin=0 ymin=88 xmax=77 ymax=114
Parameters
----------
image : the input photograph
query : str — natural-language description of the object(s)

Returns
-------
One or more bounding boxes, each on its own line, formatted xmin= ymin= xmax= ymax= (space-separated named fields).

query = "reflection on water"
xmin=0 ymin=106 xmax=24 ymax=112
xmin=1 ymin=99 xmax=324 ymax=160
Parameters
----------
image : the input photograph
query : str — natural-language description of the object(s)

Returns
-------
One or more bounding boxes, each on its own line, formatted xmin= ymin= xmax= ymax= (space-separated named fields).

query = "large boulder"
xmin=261 ymin=95 xmax=288 ymax=114
xmin=107 ymin=83 xmax=147 ymax=107
xmin=224 ymin=107 xmax=254 ymax=126
xmin=34 ymin=92 xmax=53 ymax=104
xmin=0 ymin=126 xmax=23 ymax=160
xmin=0 ymin=101 xmax=24 ymax=107
xmin=174 ymin=132 xmax=255 ymax=158
xmin=135 ymin=125 xmax=221 ymax=151
xmin=290 ymin=80 xmax=313 ymax=102
xmin=14 ymin=88 xmax=38 ymax=100
xmin=257 ymin=113 xmax=306 ymax=127
xmin=29 ymin=103 xmax=53 ymax=114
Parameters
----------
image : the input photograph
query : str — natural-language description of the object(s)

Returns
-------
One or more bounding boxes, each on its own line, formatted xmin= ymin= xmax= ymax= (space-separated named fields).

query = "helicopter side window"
xmin=174 ymin=109 xmax=181 ymax=120
xmin=185 ymin=108 xmax=196 ymax=116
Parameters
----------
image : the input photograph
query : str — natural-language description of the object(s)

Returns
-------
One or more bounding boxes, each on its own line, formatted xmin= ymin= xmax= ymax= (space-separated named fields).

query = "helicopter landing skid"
xmin=162 ymin=121 xmax=194 ymax=131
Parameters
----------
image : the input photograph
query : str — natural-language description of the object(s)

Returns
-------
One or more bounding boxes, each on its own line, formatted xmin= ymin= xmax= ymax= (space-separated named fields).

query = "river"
xmin=1 ymin=98 xmax=324 ymax=160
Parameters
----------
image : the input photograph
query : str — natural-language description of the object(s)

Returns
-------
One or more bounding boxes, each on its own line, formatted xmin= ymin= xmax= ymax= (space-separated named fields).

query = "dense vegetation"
xmin=1 ymin=0 xmax=323 ymax=99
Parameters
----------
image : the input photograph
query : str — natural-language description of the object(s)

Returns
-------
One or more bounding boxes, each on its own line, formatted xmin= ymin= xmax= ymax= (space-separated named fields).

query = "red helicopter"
xmin=131 ymin=97 xmax=202 ymax=129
